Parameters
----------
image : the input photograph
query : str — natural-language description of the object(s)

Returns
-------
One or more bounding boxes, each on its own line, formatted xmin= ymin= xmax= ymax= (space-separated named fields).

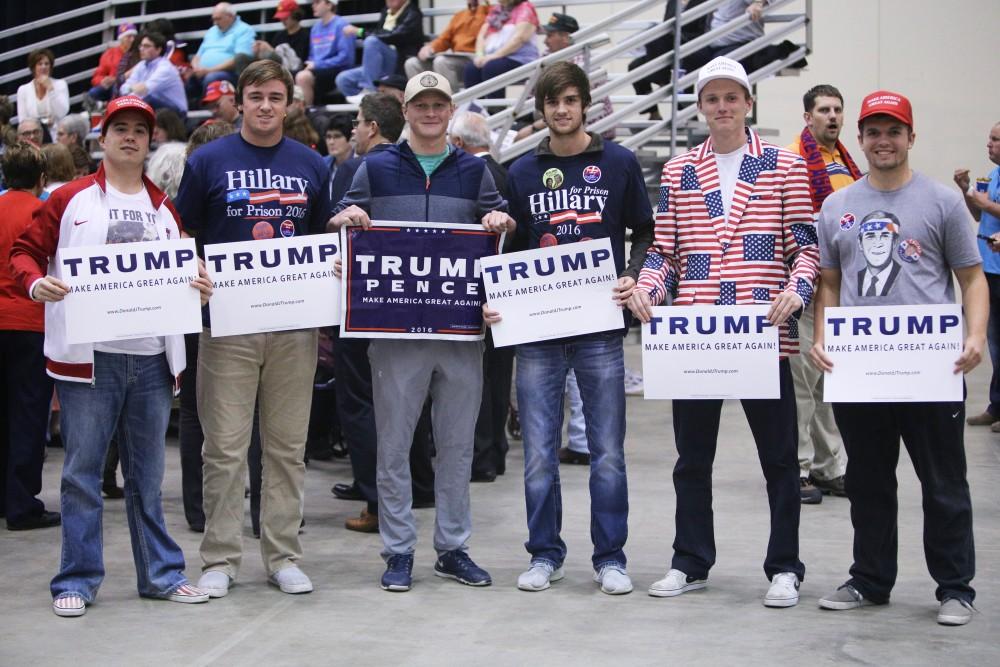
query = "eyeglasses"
xmin=18 ymin=129 xmax=43 ymax=139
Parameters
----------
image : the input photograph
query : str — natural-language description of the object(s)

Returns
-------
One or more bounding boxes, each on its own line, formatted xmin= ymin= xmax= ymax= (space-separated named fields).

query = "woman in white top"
xmin=17 ymin=49 xmax=70 ymax=126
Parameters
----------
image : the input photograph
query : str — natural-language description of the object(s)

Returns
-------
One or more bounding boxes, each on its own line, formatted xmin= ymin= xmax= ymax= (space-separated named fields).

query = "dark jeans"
xmin=832 ymin=400 xmax=975 ymax=604
xmin=332 ymin=330 xmax=434 ymax=513
xmin=0 ymin=330 xmax=53 ymax=523
xmin=463 ymin=57 xmax=522 ymax=99
xmin=671 ymin=359 xmax=803 ymax=581
xmin=472 ymin=335 xmax=514 ymax=477
xmin=985 ymin=273 xmax=1000 ymax=415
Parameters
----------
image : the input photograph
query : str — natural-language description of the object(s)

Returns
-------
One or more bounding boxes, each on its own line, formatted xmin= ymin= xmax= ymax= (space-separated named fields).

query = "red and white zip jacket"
xmin=9 ymin=163 xmax=187 ymax=383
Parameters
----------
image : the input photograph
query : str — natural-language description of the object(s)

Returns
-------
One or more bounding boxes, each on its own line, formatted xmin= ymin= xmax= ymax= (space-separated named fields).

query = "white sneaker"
xmin=268 ymin=565 xmax=313 ymax=594
xmin=764 ymin=572 xmax=800 ymax=608
xmin=197 ymin=570 xmax=232 ymax=598
xmin=345 ymin=92 xmax=368 ymax=105
xmin=594 ymin=565 xmax=633 ymax=595
xmin=648 ymin=568 xmax=707 ymax=597
xmin=517 ymin=562 xmax=565 ymax=591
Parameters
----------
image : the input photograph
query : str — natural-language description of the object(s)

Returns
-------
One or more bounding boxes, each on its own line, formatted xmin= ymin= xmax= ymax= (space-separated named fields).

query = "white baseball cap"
xmin=696 ymin=56 xmax=751 ymax=97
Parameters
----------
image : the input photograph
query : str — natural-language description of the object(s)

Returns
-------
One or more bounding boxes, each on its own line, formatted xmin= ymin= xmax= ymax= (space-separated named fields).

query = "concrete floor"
xmin=3 ymin=335 xmax=999 ymax=666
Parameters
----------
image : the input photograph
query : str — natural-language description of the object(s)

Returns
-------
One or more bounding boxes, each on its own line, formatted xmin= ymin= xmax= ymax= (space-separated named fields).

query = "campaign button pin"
xmin=839 ymin=213 xmax=855 ymax=231
xmin=582 ymin=165 xmax=601 ymax=184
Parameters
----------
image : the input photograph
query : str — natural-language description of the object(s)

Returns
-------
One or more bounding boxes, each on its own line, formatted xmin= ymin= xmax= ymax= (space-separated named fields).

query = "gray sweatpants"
xmin=369 ymin=339 xmax=485 ymax=559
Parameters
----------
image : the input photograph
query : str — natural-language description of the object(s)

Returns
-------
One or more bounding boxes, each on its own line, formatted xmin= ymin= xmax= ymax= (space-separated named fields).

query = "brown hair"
xmin=359 ymin=93 xmax=404 ymax=143
xmin=534 ymin=61 xmax=592 ymax=114
xmin=283 ymin=107 xmax=319 ymax=147
xmin=1 ymin=141 xmax=46 ymax=189
xmin=27 ymin=48 xmax=55 ymax=74
xmin=68 ymin=143 xmax=92 ymax=174
xmin=42 ymin=143 xmax=76 ymax=182
xmin=237 ymin=59 xmax=294 ymax=106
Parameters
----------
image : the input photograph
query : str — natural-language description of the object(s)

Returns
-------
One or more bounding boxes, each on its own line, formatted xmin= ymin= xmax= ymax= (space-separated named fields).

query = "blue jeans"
xmin=50 ymin=352 xmax=189 ymax=603
xmin=335 ymin=36 xmax=397 ymax=96
xmin=463 ymin=56 xmax=522 ymax=99
xmin=516 ymin=335 xmax=628 ymax=570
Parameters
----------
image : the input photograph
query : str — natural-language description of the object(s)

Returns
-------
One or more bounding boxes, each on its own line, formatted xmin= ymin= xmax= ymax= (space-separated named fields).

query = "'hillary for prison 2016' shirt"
xmin=173 ymin=132 xmax=333 ymax=325
xmin=174 ymin=132 xmax=332 ymax=245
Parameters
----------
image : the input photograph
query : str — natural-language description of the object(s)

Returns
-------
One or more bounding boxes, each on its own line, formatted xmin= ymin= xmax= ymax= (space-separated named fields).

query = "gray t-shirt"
xmin=817 ymin=171 xmax=981 ymax=307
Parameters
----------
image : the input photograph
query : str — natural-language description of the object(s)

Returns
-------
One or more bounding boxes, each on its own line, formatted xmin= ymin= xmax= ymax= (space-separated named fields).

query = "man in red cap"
xmin=202 ymin=80 xmax=241 ymax=126
xmin=10 ymin=95 xmax=215 ymax=617
xmin=810 ymin=91 xmax=987 ymax=626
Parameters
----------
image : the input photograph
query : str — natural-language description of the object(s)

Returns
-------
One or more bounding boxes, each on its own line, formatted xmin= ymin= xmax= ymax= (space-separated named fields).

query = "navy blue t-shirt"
xmin=174 ymin=133 xmax=332 ymax=244
xmin=508 ymin=137 xmax=651 ymax=278
xmin=507 ymin=136 xmax=653 ymax=341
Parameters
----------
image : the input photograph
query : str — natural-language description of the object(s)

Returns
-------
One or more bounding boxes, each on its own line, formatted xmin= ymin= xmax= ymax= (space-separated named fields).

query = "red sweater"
xmin=91 ymin=46 xmax=126 ymax=86
xmin=0 ymin=190 xmax=44 ymax=332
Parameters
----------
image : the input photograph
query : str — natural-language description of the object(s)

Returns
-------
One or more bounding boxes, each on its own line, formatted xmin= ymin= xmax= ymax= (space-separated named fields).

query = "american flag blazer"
xmin=636 ymin=128 xmax=820 ymax=356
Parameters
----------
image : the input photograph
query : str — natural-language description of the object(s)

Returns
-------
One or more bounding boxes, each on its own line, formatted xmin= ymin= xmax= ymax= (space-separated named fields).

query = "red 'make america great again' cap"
xmin=858 ymin=90 xmax=913 ymax=129
xmin=100 ymin=95 xmax=156 ymax=136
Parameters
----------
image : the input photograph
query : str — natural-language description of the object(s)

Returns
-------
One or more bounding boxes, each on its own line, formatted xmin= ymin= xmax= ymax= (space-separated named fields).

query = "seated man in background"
xmin=188 ymin=2 xmax=256 ymax=94
xmin=202 ymin=80 xmax=241 ymax=126
xmin=122 ymin=32 xmax=189 ymax=116
xmin=55 ymin=115 xmax=90 ymax=150
xmin=253 ymin=0 xmax=310 ymax=72
xmin=404 ymin=0 xmax=489 ymax=92
xmin=336 ymin=0 xmax=425 ymax=101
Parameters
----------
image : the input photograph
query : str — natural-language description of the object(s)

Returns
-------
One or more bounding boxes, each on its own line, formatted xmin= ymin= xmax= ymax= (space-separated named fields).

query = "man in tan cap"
xmin=329 ymin=71 xmax=513 ymax=593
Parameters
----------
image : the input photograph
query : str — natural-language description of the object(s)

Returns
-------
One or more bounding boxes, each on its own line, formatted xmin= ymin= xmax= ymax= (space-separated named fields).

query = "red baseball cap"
xmin=202 ymin=80 xmax=236 ymax=104
xmin=858 ymin=90 xmax=913 ymax=129
xmin=274 ymin=0 xmax=300 ymax=19
xmin=101 ymin=95 xmax=155 ymax=136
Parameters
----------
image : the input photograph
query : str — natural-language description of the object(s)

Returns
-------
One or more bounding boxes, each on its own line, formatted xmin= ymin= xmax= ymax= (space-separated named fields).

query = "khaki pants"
xmin=403 ymin=54 xmax=469 ymax=94
xmin=789 ymin=303 xmax=846 ymax=481
xmin=197 ymin=328 xmax=318 ymax=577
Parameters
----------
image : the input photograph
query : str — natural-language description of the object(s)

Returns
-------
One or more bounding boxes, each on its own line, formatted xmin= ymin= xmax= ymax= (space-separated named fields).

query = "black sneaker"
xmin=434 ymin=550 xmax=492 ymax=586
xmin=811 ymin=474 xmax=846 ymax=497
xmin=800 ymin=477 xmax=822 ymax=504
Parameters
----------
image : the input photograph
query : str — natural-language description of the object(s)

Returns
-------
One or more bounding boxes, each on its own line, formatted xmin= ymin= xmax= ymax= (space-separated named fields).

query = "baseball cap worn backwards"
xmin=404 ymin=71 xmax=453 ymax=104
xmin=101 ymin=95 xmax=155 ymax=136
xmin=696 ymin=56 xmax=751 ymax=97
xmin=858 ymin=90 xmax=913 ymax=129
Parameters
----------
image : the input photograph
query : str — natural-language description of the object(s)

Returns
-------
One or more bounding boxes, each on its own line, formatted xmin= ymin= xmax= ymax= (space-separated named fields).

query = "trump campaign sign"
xmin=58 ymin=238 xmax=202 ymax=343
xmin=641 ymin=305 xmax=780 ymax=399
xmin=823 ymin=304 xmax=964 ymax=402
xmin=339 ymin=221 xmax=503 ymax=340
xmin=479 ymin=238 xmax=623 ymax=347
xmin=204 ymin=234 xmax=340 ymax=337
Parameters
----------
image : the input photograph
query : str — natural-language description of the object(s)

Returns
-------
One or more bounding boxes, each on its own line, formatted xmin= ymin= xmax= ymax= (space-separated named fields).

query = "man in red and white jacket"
xmin=628 ymin=57 xmax=818 ymax=608
xmin=9 ymin=95 xmax=213 ymax=618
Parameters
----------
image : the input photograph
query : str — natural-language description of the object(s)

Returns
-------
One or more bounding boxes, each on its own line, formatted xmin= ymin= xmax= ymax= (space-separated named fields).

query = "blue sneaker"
xmin=381 ymin=554 xmax=413 ymax=592
xmin=433 ymin=550 xmax=492 ymax=586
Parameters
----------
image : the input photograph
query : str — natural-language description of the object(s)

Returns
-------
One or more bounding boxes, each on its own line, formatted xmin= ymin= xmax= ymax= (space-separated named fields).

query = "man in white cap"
xmin=329 ymin=71 xmax=513 ymax=593
xmin=627 ymin=56 xmax=817 ymax=607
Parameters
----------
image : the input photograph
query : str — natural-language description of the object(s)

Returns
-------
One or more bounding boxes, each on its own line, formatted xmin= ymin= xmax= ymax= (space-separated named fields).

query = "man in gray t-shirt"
xmin=818 ymin=172 xmax=981 ymax=305
xmin=809 ymin=91 xmax=988 ymax=627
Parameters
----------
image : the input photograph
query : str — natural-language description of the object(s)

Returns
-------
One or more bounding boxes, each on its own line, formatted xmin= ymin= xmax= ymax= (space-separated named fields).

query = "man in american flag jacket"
xmin=628 ymin=57 xmax=818 ymax=608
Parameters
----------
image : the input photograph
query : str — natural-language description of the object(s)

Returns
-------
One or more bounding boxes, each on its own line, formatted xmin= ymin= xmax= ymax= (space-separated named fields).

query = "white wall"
xmin=572 ymin=0 xmax=1000 ymax=184
xmin=752 ymin=0 xmax=1000 ymax=185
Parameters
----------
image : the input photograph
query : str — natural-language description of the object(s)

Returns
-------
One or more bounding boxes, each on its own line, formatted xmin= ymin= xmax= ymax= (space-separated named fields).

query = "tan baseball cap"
xmin=403 ymin=71 xmax=453 ymax=104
